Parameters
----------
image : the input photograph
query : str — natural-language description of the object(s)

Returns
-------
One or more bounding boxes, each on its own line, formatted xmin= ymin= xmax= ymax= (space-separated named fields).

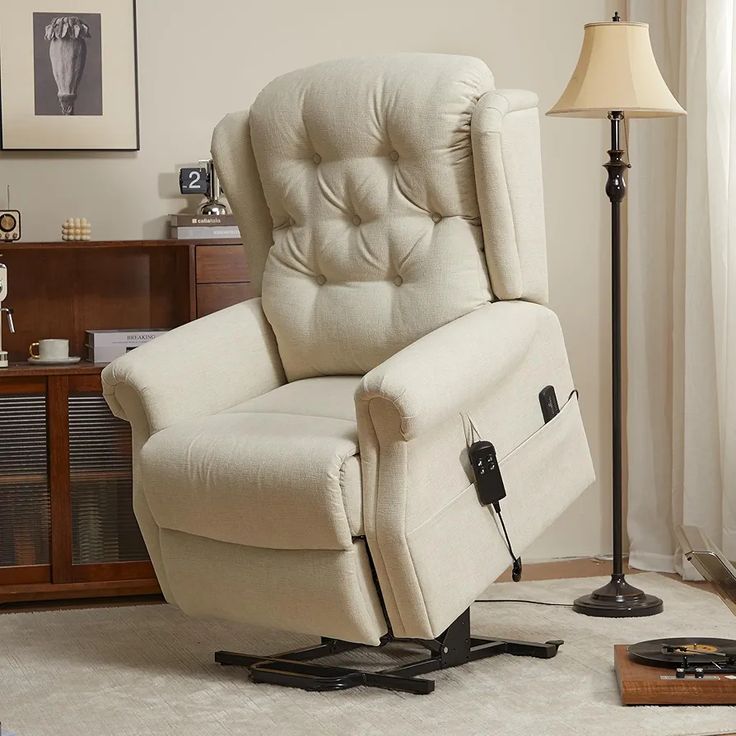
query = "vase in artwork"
xmin=44 ymin=16 xmax=91 ymax=115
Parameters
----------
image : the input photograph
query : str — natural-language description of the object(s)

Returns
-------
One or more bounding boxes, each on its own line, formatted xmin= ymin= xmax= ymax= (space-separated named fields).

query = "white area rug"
xmin=1 ymin=573 xmax=735 ymax=736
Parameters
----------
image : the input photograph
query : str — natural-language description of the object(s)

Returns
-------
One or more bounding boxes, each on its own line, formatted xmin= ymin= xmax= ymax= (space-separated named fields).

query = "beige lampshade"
xmin=547 ymin=20 xmax=685 ymax=118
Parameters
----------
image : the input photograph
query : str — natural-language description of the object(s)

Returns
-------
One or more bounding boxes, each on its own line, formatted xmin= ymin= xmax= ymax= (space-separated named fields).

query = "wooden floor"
xmin=497 ymin=555 xmax=624 ymax=582
xmin=2 ymin=556 xmax=709 ymax=614
xmin=498 ymin=556 xmax=713 ymax=591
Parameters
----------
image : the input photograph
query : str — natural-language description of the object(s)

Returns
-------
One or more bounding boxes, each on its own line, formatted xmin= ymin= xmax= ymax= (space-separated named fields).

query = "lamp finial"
xmin=612 ymin=11 xmax=621 ymax=22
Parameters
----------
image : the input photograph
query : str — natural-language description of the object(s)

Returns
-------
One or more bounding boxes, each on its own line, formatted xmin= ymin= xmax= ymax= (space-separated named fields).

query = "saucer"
xmin=28 ymin=356 xmax=81 ymax=365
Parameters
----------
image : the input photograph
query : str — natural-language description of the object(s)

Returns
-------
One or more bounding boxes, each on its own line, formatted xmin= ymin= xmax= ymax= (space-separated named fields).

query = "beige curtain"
xmin=627 ymin=0 xmax=736 ymax=575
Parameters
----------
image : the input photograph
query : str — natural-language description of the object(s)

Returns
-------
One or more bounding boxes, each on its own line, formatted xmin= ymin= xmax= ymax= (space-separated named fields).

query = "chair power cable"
xmin=475 ymin=598 xmax=573 ymax=608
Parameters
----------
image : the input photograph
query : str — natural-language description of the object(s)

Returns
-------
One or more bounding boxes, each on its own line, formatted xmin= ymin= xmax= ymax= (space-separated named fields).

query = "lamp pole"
xmin=608 ymin=109 xmax=626 ymax=581
xmin=572 ymin=107 xmax=663 ymax=617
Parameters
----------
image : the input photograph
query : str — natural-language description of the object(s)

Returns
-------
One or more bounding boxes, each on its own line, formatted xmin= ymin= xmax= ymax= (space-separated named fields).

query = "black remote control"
xmin=468 ymin=440 xmax=506 ymax=506
xmin=467 ymin=434 xmax=521 ymax=582
xmin=539 ymin=385 xmax=560 ymax=423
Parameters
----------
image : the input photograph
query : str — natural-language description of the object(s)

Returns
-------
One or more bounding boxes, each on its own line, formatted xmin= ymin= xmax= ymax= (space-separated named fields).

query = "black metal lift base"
xmin=215 ymin=609 xmax=563 ymax=694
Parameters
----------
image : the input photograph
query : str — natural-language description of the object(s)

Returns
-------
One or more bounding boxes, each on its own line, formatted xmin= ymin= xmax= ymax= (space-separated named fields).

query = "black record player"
xmin=615 ymin=526 xmax=736 ymax=704
xmin=629 ymin=637 xmax=736 ymax=678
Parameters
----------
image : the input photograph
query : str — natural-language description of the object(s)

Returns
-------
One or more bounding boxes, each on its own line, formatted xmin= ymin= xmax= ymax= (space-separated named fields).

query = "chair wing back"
xmin=212 ymin=54 xmax=548 ymax=380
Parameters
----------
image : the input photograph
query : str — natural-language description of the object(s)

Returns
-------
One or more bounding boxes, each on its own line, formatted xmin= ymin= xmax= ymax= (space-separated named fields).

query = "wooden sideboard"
xmin=0 ymin=239 xmax=251 ymax=604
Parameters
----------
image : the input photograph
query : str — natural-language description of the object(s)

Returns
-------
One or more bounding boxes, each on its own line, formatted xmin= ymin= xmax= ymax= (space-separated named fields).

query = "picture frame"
xmin=0 ymin=0 xmax=139 ymax=151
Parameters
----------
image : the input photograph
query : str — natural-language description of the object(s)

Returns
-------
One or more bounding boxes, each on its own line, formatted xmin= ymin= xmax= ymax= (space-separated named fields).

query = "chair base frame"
xmin=215 ymin=608 xmax=563 ymax=694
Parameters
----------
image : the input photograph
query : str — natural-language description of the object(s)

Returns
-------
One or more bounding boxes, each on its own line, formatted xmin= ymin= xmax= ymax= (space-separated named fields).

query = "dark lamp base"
xmin=573 ymin=574 xmax=663 ymax=618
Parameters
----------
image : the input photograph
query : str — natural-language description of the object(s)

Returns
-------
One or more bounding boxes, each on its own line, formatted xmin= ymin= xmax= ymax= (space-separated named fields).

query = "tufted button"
xmin=316 ymin=274 xmax=327 ymax=285
xmin=352 ymin=215 xmax=362 ymax=226
xmin=431 ymin=213 xmax=442 ymax=223
xmin=312 ymin=153 xmax=321 ymax=164
xmin=393 ymin=275 xmax=403 ymax=286
xmin=389 ymin=150 xmax=399 ymax=162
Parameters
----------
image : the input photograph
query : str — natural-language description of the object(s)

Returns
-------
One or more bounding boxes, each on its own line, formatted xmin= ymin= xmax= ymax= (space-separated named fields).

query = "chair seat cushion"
xmin=140 ymin=376 xmax=363 ymax=551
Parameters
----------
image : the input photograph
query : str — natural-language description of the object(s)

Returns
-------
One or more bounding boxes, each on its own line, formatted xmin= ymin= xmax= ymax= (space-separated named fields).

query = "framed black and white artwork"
xmin=0 ymin=0 xmax=139 ymax=150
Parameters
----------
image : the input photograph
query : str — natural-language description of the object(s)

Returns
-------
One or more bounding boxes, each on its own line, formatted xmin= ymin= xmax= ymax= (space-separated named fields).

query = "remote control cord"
xmin=493 ymin=501 xmax=522 ymax=582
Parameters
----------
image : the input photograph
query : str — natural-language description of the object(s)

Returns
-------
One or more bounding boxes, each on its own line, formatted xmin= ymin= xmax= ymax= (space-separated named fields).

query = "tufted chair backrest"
xmin=212 ymin=54 xmax=548 ymax=380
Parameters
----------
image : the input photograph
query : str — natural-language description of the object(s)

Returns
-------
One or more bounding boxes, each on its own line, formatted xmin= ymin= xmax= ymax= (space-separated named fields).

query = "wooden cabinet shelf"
xmin=0 ymin=239 xmax=249 ymax=363
xmin=1 ymin=362 xmax=110 ymax=378
xmin=0 ymin=237 xmax=250 ymax=605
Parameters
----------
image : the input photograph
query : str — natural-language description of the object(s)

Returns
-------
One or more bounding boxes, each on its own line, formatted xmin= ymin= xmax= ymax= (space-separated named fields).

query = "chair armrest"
xmin=102 ymin=297 xmax=285 ymax=435
xmin=355 ymin=301 xmax=581 ymax=638
xmin=356 ymin=301 xmax=562 ymax=441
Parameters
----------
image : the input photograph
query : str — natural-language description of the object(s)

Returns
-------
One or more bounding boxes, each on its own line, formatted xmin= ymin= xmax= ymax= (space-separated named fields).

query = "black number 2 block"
xmin=179 ymin=167 xmax=210 ymax=195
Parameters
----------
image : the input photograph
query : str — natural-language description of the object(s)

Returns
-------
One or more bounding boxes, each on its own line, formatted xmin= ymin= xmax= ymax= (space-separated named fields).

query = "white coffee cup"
xmin=29 ymin=338 xmax=70 ymax=361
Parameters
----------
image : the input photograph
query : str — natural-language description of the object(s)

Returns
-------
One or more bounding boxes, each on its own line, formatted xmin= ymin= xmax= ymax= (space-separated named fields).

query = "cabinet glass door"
xmin=68 ymin=392 xmax=147 ymax=564
xmin=0 ymin=392 xmax=50 ymax=569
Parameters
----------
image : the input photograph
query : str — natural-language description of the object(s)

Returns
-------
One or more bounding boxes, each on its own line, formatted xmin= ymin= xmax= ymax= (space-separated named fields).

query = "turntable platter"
xmin=629 ymin=637 xmax=736 ymax=667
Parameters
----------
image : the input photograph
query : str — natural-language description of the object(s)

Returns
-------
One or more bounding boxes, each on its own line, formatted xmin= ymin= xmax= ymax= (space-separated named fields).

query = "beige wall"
xmin=0 ymin=0 xmax=615 ymax=560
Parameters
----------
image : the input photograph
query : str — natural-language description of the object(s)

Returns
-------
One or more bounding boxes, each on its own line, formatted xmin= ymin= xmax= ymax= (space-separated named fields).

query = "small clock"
xmin=179 ymin=166 xmax=210 ymax=195
xmin=0 ymin=210 xmax=20 ymax=242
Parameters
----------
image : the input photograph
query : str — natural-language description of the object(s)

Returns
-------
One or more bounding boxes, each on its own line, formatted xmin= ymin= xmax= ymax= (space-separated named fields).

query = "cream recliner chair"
xmin=102 ymin=54 xmax=595 ymax=694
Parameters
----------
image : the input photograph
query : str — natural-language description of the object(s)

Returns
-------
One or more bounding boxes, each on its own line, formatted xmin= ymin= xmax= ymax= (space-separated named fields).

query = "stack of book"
xmin=85 ymin=329 xmax=169 ymax=363
xmin=169 ymin=213 xmax=240 ymax=240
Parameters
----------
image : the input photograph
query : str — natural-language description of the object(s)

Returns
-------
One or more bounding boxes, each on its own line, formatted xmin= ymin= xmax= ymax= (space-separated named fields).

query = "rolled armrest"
xmin=102 ymin=298 xmax=285 ymax=435
xmin=355 ymin=300 xmax=579 ymax=638
xmin=356 ymin=301 xmax=563 ymax=440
